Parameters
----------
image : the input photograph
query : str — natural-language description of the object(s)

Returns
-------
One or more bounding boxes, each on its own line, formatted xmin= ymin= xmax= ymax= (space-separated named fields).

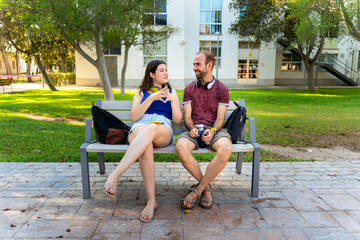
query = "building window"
xmin=104 ymin=48 xmax=121 ymax=55
xmin=281 ymin=53 xmax=301 ymax=71
xmin=147 ymin=0 xmax=167 ymax=25
xmin=200 ymin=0 xmax=222 ymax=34
xmin=238 ymin=41 xmax=260 ymax=49
xmin=12 ymin=61 xmax=16 ymax=70
xmin=143 ymin=38 xmax=167 ymax=65
xmin=318 ymin=54 xmax=337 ymax=69
xmin=357 ymin=51 xmax=360 ymax=71
xmin=200 ymin=41 xmax=221 ymax=65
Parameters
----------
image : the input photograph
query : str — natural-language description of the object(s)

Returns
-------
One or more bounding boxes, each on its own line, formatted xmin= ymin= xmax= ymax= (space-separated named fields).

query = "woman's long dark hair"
xmin=139 ymin=60 xmax=171 ymax=91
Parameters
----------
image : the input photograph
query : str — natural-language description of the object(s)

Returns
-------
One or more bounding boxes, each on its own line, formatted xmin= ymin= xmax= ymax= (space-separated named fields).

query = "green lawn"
xmin=0 ymin=88 xmax=359 ymax=162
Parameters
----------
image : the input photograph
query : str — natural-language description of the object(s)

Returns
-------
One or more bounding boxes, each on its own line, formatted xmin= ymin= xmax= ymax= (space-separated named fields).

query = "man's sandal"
xmin=199 ymin=186 xmax=213 ymax=209
xmin=181 ymin=184 xmax=201 ymax=210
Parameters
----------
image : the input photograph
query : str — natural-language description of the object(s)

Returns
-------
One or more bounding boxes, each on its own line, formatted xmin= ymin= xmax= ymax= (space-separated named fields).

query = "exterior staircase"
xmin=277 ymin=40 xmax=359 ymax=86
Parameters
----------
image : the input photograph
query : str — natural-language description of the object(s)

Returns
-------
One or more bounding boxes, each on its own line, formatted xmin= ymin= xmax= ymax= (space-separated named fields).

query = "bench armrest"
xmin=85 ymin=117 xmax=93 ymax=143
xmin=248 ymin=117 xmax=256 ymax=143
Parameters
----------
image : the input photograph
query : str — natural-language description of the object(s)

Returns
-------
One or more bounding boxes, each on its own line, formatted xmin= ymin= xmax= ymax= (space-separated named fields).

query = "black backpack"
xmin=223 ymin=101 xmax=247 ymax=143
xmin=91 ymin=103 xmax=130 ymax=144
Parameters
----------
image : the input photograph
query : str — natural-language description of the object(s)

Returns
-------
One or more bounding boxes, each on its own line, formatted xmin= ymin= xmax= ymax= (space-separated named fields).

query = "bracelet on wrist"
xmin=210 ymin=128 xmax=217 ymax=135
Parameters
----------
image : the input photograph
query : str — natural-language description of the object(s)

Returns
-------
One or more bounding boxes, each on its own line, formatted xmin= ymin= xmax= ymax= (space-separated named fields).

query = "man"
xmin=176 ymin=51 xmax=232 ymax=209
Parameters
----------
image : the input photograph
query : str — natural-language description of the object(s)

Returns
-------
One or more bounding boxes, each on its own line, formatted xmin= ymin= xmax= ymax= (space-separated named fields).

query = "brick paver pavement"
xmin=0 ymin=161 xmax=360 ymax=239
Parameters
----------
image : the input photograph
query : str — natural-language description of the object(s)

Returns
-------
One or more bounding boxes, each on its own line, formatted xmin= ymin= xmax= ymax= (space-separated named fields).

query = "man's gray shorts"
xmin=177 ymin=128 xmax=231 ymax=150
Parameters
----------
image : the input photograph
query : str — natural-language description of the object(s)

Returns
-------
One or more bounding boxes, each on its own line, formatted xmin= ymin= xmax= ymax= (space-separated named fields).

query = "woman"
xmin=103 ymin=60 xmax=182 ymax=223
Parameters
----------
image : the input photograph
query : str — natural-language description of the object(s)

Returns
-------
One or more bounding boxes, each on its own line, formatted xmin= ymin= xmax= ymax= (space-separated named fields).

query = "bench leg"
xmin=80 ymin=143 xmax=91 ymax=199
xmin=235 ymin=152 xmax=244 ymax=174
xmin=97 ymin=152 xmax=105 ymax=174
xmin=251 ymin=143 xmax=261 ymax=198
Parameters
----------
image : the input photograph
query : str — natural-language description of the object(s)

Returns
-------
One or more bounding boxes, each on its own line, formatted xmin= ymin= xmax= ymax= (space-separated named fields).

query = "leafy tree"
xmin=37 ymin=0 xmax=177 ymax=99
xmin=0 ymin=1 xmax=58 ymax=91
xmin=229 ymin=0 xmax=344 ymax=92
xmin=337 ymin=0 xmax=360 ymax=41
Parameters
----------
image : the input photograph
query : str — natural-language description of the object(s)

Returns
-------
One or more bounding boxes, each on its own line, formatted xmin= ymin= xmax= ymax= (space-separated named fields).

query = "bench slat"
xmin=86 ymin=142 xmax=255 ymax=153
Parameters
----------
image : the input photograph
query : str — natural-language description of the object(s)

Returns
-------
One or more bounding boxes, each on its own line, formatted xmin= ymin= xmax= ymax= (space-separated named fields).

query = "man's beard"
xmin=196 ymin=69 xmax=208 ymax=80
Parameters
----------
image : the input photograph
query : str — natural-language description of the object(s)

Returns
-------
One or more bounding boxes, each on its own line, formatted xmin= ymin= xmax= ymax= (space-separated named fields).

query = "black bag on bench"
xmin=223 ymin=100 xmax=247 ymax=143
xmin=91 ymin=103 xmax=130 ymax=144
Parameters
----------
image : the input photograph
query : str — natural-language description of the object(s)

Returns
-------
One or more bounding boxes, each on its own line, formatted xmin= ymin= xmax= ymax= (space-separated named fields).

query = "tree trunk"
xmin=34 ymin=54 xmax=58 ymax=91
xmin=305 ymin=63 xmax=317 ymax=92
xmin=2 ymin=52 xmax=13 ymax=76
xmin=15 ymin=51 xmax=19 ymax=75
xmin=120 ymin=44 xmax=130 ymax=95
xmin=59 ymin=44 xmax=65 ymax=73
xmin=94 ymin=34 xmax=114 ymax=101
xmin=26 ymin=62 xmax=32 ymax=82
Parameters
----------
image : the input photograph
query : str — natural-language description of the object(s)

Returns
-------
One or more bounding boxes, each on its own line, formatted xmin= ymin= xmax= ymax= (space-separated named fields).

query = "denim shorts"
xmin=129 ymin=113 xmax=174 ymax=145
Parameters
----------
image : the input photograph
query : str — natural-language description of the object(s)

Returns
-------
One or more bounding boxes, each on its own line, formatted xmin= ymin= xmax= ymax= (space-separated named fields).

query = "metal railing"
xmin=312 ymin=52 xmax=360 ymax=84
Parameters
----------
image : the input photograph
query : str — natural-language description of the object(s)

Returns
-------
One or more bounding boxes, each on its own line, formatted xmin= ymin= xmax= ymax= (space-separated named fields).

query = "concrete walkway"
xmin=0 ymin=161 xmax=360 ymax=239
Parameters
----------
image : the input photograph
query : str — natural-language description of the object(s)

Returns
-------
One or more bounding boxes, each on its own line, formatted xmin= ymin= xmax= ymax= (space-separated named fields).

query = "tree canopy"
xmin=337 ymin=0 xmax=360 ymax=41
xmin=37 ymin=0 xmax=177 ymax=99
xmin=229 ymin=0 xmax=345 ymax=92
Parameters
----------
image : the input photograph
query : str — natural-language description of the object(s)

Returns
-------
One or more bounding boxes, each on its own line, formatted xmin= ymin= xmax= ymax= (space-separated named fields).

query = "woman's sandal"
xmin=199 ymin=185 xmax=213 ymax=209
xmin=139 ymin=204 xmax=158 ymax=223
xmin=103 ymin=179 xmax=118 ymax=198
xmin=180 ymin=184 xmax=201 ymax=210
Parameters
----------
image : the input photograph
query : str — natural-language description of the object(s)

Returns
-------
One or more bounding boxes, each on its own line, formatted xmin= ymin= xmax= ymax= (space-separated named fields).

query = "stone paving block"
xmin=0 ymin=197 xmax=46 ymax=210
xmin=184 ymin=222 xmax=225 ymax=240
xmin=30 ymin=206 xmax=80 ymax=220
xmin=141 ymin=219 xmax=183 ymax=240
xmin=74 ymin=198 xmax=117 ymax=220
xmin=281 ymin=190 xmax=333 ymax=212
xmin=346 ymin=210 xmax=360 ymax=223
xmin=345 ymin=189 xmax=360 ymax=201
xmin=0 ymin=190 xmax=30 ymax=198
xmin=258 ymin=208 xmax=309 ymax=228
xmin=155 ymin=204 xmax=182 ymax=219
xmin=0 ymin=209 xmax=36 ymax=239
xmin=222 ymin=191 xmax=253 ymax=204
xmin=299 ymin=211 xmax=340 ymax=228
xmin=202 ymin=204 xmax=222 ymax=223
xmin=225 ymin=228 xmax=262 ymax=240
xmin=13 ymin=219 xmax=98 ymax=238
xmin=43 ymin=197 xmax=84 ymax=207
xmin=221 ymin=204 xmax=268 ymax=228
xmin=302 ymin=227 xmax=356 ymax=240
xmin=259 ymin=227 xmax=286 ymax=240
xmin=281 ymin=228 xmax=309 ymax=240
xmin=318 ymin=193 xmax=360 ymax=211
xmin=329 ymin=211 xmax=360 ymax=233
xmin=92 ymin=219 xmax=141 ymax=240
xmin=113 ymin=202 xmax=145 ymax=220
xmin=182 ymin=205 xmax=202 ymax=223
xmin=312 ymin=188 xmax=347 ymax=195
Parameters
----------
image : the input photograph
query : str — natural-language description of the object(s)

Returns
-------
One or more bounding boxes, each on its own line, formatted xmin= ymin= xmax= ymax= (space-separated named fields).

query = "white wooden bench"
xmin=80 ymin=99 xmax=261 ymax=199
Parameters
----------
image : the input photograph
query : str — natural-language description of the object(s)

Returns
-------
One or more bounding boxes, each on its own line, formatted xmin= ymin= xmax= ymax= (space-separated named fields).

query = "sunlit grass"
xmin=0 ymin=87 xmax=360 ymax=162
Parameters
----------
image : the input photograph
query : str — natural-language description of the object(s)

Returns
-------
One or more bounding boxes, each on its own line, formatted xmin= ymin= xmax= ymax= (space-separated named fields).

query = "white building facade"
xmin=75 ymin=0 xmax=360 ymax=88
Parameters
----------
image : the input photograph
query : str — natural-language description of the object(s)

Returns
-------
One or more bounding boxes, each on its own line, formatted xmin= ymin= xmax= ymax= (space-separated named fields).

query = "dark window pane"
xmin=282 ymin=54 xmax=291 ymax=61
xmin=105 ymin=48 xmax=121 ymax=55
xmin=212 ymin=10 xmax=221 ymax=23
xmin=211 ymin=25 xmax=221 ymax=34
xmin=155 ymin=15 xmax=167 ymax=25
xmin=292 ymin=54 xmax=301 ymax=61
xmin=156 ymin=0 xmax=166 ymax=12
